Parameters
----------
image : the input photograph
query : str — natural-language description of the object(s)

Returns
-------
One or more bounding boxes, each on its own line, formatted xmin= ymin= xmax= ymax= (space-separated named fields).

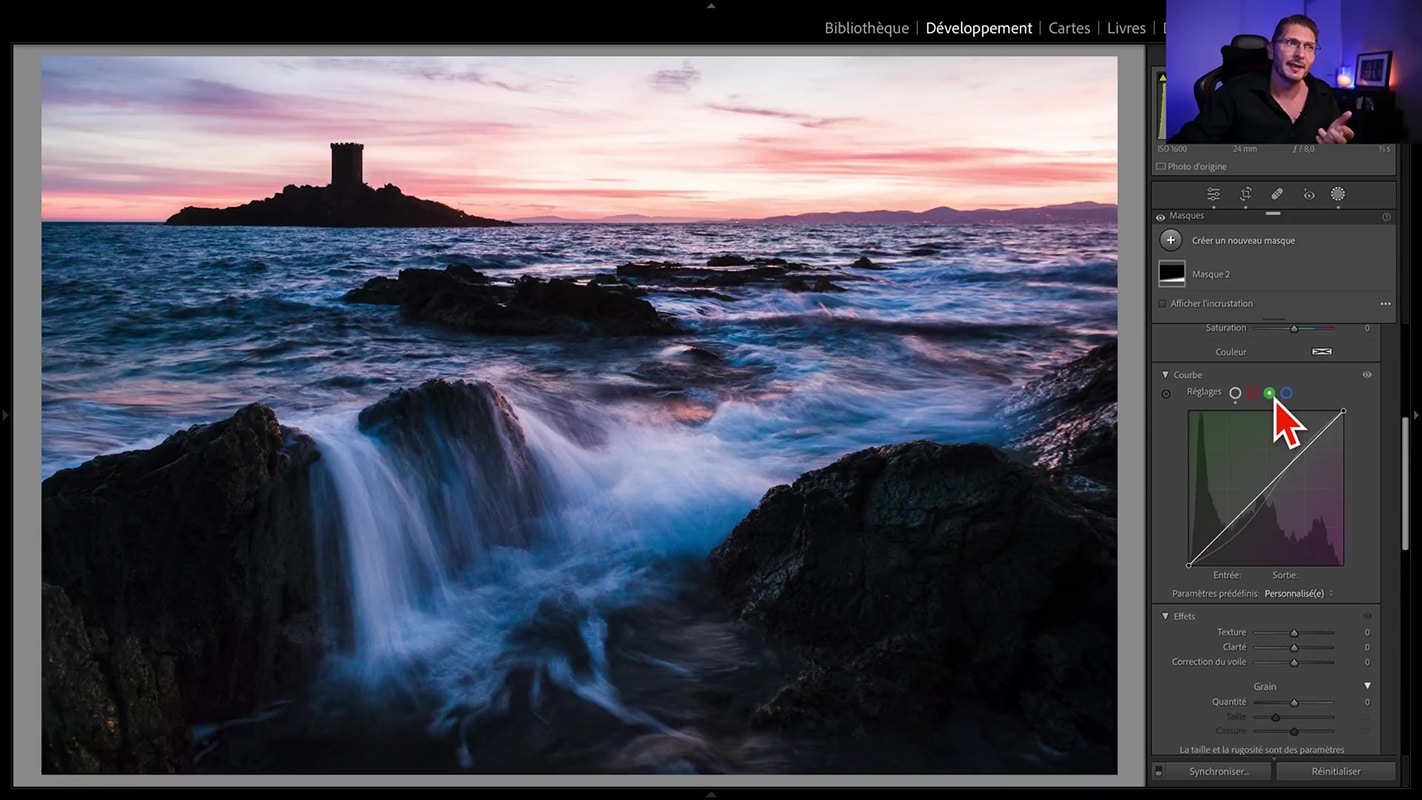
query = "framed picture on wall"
xmin=1355 ymin=51 xmax=1392 ymax=88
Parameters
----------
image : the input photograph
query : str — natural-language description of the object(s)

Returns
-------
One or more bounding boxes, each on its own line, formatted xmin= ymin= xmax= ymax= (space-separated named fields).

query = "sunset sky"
xmin=41 ymin=55 xmax=1118 ymax=222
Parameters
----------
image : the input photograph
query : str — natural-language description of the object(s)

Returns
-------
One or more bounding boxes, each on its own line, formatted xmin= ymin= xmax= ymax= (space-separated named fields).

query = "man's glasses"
xmin=1276 ymin=37 xmax=1320 ymax=54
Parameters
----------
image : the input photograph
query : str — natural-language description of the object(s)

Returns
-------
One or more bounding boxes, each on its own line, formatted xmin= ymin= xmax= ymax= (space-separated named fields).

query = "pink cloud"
xmin=648 ymin=61 xmax=701 ymax=93
xmin=705 ymin=103 xmax=859 ymax=129
xmin=40 ymin=56 xmax=1119 ymax=220
xmin=703 ymin=140 xmax=1115 ymax=185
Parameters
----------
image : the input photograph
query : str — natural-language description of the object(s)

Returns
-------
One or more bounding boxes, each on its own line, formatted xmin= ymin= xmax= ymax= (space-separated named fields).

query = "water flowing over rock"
xmin=356 ymin=378 xmax=545 ymax=553
xmin=707 ymin=441 xmax=1116 ymax=754
xmin=1004 ymin=340 xmax=1118 ymax=510
xmin=311 ymin=379 xmax=551 ymax=664
xmin=41 ymin=404 xmax=323 ymax=772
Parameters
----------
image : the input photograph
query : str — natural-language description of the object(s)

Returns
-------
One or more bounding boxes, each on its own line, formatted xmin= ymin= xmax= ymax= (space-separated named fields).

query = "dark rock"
xmin=908 ymin=248 xmax=938 ymax=256
xmin=510 ymin=276 xmax=679 ymax=335
xmin=785 ymin=277 xmax=846 ymax=293
xmin=614 ymin=260 xmax=685 ymax=279
xmin=617 ymin=261 xmax=786 ymax=287
xmin=696 ymin=266 xmax=790 ymax=287
xmin=707 ymin=441 xmax=1116 ymax=753
xmin=345 ymin=267 xmax=679 ymax=336
xmin=342 ymin=263 xmax=492 ymax=305
xmin=1004 ymin=340 xmax=1117 ymax=510
xmin=703 ymin=255 xmax=788 ymax=268
xmin=627 ymin=346 xmax=773 ymax=395
xmin=851 ymin=257 xmax=888 ymax=270
xmin=341 ymin=275 xmax=405 ymax=305
xmin=42 ymin=404 xmax=323 ymax=772
xmin=445 ymin=263 xmax=490 ymax=284
xmin=356 ymin=379 xmax=545 ymax=552
xmin=615 ymin=260 xmax=857 ymax=295
xmin=43 ymin=583 xmax=189 ymax=773
xmin=588 ymin=274 xmax=645 ymax=294
xmin=165 ymin=183 xmax=517 ymax=228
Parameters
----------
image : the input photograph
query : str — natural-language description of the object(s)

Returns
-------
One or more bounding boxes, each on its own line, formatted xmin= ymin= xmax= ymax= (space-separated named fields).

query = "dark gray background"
xmin=1150 ymin=604 xmax=1384 ymax=757
xmin=1151 ymin=323 xmax=1381 ymax=363
xmin=1153 ymin=181 xmax=1396 ymax=210
xmin=1150 ymin=224 xmax=1397 ymax=324
xmin=1157 ymin=211 xmax=1396 ymax=224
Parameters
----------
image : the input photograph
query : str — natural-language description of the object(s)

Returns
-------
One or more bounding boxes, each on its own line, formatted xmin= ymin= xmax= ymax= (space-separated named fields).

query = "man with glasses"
xmin=1171 ymin=15 xmax=1354 ymax=144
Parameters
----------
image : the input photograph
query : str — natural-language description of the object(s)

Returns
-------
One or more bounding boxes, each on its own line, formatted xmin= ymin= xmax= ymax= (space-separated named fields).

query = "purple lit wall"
xmin=1307 ymin=1 xmax=1344 ymax=82
xmin=1165 ymin=0 xmax=1314 ymax=139
xmin=1335 ymin=0 xmax=1422 ymax=136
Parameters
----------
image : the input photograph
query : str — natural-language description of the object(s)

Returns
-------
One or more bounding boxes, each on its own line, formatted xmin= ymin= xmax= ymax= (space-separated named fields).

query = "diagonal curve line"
xmin=1189 ymin=409 xmax=1345 ymax=567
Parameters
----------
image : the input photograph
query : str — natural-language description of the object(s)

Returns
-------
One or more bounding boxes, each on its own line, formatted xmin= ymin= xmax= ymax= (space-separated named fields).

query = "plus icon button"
xmin=1159 ymin=228 xmax=1183 ymax=251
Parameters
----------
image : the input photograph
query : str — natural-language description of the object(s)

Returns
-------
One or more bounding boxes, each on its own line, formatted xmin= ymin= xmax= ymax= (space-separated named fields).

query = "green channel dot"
xmin=1263 ymin=386 xmax=1276 ymax=399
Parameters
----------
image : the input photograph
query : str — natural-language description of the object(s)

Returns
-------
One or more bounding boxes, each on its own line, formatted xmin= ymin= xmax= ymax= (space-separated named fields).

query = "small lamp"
xmin=1335 ymin=65 xmax=1354 ymax=88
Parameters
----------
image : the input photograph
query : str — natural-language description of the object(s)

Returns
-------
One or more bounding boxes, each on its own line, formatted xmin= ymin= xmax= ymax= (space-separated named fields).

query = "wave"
xmin=708 ymin=310 xmax=1070 ymax=341
xmin=161 ymin=294 xmax=318 ymax=322
xmin=926 ymin=259 xmax=1118 ymax=288
xmin=198 ymin=258 xmax=269 ymax=273
xmin=293 ymin=380 xmax=773 ymax=767
xmin=401 ymin=252 xmax=545 ymax=270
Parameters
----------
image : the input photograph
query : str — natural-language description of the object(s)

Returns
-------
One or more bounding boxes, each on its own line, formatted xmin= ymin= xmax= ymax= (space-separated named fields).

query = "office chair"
xmin=1193 ymin=34 xmax=1271 ymax=110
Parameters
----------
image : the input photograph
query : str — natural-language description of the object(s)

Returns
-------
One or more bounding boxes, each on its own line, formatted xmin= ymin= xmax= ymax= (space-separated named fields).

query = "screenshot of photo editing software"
xmin=10 ymin=1 xmax=1415 ymax=790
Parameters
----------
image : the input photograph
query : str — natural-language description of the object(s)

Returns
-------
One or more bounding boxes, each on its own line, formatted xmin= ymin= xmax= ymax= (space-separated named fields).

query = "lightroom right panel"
xmin=1148 ymin=0 xmax=1413 ymax=786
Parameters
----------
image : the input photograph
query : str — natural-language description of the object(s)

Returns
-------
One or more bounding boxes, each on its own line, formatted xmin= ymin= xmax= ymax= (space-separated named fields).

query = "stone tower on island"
xmin=330 ymin=142 xmax=364 ymax=188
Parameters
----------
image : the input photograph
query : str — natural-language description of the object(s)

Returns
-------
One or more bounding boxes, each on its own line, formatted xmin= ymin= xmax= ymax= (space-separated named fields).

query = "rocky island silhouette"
xmin=165 ymin=143 xmax=516 ymax=228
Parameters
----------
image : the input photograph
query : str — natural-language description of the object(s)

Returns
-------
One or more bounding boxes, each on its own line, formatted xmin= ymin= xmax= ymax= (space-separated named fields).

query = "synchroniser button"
xmin=1163 ymin=762 xmax=1272 ymax=781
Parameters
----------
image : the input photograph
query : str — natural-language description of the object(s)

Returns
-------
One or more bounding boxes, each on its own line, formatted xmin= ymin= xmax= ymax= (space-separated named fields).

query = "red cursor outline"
xmin=1273 ymin=397 xmax=1307 ymax=449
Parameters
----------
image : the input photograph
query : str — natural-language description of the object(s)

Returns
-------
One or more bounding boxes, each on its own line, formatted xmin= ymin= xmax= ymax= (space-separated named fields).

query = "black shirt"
xmin=1170 ymin=70 xmax=1342 ymax=144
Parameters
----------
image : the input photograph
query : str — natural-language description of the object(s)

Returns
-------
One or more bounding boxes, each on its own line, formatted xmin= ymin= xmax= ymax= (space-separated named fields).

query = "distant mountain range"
xmin=513 ymin=213 xmax=715 ymax=224
xmin=512 ymin=202 xmax=1116 ymax=225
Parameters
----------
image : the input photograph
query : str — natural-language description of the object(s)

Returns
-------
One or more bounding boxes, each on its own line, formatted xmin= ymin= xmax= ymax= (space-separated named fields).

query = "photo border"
xmin=14 ymin=42 xmax=1146 ymax=787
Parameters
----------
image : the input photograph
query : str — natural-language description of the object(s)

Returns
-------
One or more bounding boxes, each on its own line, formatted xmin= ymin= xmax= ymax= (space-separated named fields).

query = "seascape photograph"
xmin=39 ymin=55 xmax=1121 ymax=775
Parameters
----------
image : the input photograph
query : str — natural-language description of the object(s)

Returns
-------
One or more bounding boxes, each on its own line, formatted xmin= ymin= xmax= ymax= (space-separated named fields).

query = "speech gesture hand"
xmin=1316 ymin=110 xmax=1355 ymax=144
